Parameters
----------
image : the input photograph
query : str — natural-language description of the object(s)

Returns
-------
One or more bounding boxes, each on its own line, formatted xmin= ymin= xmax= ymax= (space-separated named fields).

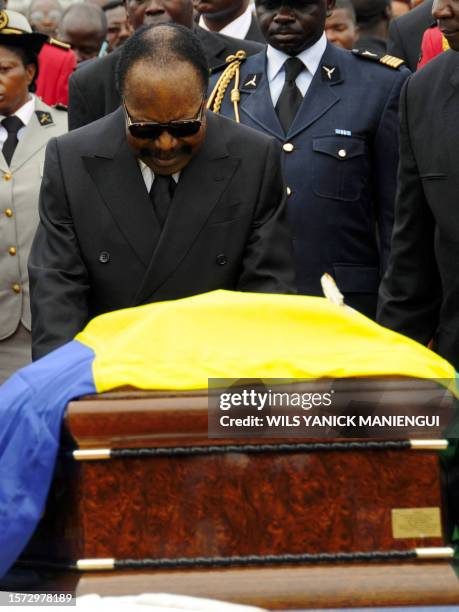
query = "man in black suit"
xmin=387 ymin=0 xmax=434 ymax=70
xmin=68 ymin=0 xmax=263 ymax=130
xmin=378 ymin=0 xmax=459 ymax=369
xmin=29 ymin=23 xmax=294 ymax=359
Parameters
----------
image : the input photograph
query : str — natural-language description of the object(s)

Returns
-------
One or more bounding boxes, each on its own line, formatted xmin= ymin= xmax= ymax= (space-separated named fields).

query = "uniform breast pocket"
xmin=312 ymin=136 xmax=368 ymax=202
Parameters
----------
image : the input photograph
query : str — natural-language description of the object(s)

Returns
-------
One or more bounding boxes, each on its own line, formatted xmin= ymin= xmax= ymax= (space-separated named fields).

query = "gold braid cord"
xmin=207 ymin=50 xmax=247 ymax=123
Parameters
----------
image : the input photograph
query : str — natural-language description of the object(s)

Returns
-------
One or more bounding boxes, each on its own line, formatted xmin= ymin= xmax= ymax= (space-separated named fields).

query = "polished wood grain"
xmin=5 ymin=563 xmax=459 ymax=608
xmin=24 ymin=382 xmax=452 ymax=565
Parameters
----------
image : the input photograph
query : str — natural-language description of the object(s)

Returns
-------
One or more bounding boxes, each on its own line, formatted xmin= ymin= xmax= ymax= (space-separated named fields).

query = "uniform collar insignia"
xmin=241 ymin=73 xmax=262 ymax=90
xmin=321 ymin=64 xmax=341 ymax=83
xmin=35 ymin=110 xmax=54 ymax=126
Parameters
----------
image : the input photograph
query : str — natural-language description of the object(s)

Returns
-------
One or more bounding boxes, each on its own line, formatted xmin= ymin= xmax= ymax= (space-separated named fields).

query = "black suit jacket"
xmin=377 ymin=50 xmax=459 ymax=369
xmin=387 ymin=0 xmax=434 ymax=71
xmin=246 ymin=14 xmax=265 ymax=44
xmin=68 ymin=26 xmax=264 ymax=130
xmin=29 ymin=110 xmax=295 ymax=359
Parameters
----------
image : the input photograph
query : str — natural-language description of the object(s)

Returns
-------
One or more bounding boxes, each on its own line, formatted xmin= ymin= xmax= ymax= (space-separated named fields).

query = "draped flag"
xmin=0 ymin=290 xmax=457 ymax=576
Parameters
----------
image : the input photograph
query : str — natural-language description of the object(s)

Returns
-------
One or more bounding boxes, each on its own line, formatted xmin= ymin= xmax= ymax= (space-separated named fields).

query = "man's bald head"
xmin=117 ymin=23 xmax=208 ymax=96
xmin=59 ymin=3 xmax=107 ymax=62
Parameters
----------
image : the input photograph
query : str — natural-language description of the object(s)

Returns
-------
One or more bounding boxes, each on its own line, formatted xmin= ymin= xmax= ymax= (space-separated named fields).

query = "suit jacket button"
xmin=216 ymin=253 xmax=227 ymax=266
xmin=99 ymin=251 xmax=110 ymax=264
xmin=283 ymin=143 xmax=294 ymax=153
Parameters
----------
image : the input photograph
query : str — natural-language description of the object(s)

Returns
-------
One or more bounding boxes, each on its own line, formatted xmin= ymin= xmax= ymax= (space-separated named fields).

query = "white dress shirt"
xmin=138 ymin=159 xmax=180 ymax=192
xmin=199 ymin=5 xmax=253 ymax=40
xmin=266 ymin=33 xmax=327 ymax=106
xmin=0 ymin=95 xmax=35 ymax=146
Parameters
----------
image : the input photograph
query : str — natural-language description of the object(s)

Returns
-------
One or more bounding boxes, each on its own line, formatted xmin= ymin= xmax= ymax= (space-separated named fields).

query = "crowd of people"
xmin=0 ymin=0 xmax=456 ymax=386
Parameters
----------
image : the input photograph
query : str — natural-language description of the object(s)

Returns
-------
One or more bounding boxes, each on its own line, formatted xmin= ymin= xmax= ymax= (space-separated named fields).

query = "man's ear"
xmin=25 ymin=63 xmax=36 ymax=89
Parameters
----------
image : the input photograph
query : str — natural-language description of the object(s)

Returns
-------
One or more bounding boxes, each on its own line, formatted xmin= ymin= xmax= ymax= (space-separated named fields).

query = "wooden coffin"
xmin=22 ymin=379 xmax=458 ymax=571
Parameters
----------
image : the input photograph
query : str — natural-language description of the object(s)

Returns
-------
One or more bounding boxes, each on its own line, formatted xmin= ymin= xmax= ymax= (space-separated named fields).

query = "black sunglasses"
xmin=123 ymin=100 xmax=205 ymax=140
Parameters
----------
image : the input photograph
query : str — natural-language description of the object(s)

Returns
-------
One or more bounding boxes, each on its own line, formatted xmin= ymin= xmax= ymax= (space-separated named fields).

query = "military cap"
xmin=0 ymin=10 xmax=48 ymax=54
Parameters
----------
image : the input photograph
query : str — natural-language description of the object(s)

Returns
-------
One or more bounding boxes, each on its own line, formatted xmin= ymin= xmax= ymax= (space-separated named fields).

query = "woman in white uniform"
xmin=0 ymin=9 xmax=67 ymax=383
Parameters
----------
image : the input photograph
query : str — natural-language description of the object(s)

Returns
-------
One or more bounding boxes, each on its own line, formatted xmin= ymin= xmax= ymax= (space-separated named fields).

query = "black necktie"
xmin=275 ymin=57 xmax=304 ymax=134
xmin=2 ymin=116 xmax=23 ymax=166
xmin=149 ymin=174 xmax=176 ymax=229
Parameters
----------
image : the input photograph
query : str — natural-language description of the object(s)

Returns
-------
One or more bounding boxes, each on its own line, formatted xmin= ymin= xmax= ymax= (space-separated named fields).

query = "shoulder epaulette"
xmin=352 ymin=48 xmax=405 ymax=70
xmin=48 ymin=38 xmax=71 ymax=51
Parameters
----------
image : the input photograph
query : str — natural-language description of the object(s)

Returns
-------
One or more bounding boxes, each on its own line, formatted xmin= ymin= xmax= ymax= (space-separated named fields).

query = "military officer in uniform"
xmin=0 ymin=10 xmax=67 ymax=383
xmin=209 ymin=0 xmax=409 ymax=318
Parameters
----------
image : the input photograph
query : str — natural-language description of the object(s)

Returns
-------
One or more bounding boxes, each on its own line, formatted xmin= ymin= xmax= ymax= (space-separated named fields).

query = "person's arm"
xmin=28 ymin=138 xmax=90 ymax=359
xmin=377 ymin=77 xmax=442 ymax=343
xmin=372 ymin=67 xmax=411 ymax=273
xmin=236 ymin=138 xmax=296 ymax=294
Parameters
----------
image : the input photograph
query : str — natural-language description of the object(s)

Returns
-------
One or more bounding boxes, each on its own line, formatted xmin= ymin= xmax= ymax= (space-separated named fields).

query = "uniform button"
xmin=12 ymin=284 xmax=20 ymax=293
xmin=5 ymin=208 xmax=12 ymax=217
xmin=99 ymin=251 xmax=110 ymax=264
xmin=286 ymin=186 xmax=292 ymax=197
xmin=338 ymin=149 xmax=347 ymax=158
xmin=8 ymin=247 xmax=16 ymax=256
xmin=3 ymin=172 xmax=12 ymax=181
xmin=216 ymin=253 xmax=227 ymax=266
xmin=283 ymin=143 xmax=294 ymax=153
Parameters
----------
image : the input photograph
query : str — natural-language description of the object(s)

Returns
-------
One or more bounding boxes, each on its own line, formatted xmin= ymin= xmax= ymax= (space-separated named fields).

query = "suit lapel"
xmin=82 ymin=109 xmax=161 ymax=269
xmin=134 ymin=112 xmax=239 ymax=304
xmin=10 ymin=99 xmax=57 ymax=172
xmin=239 ymin=52 xmax=285 ymax=140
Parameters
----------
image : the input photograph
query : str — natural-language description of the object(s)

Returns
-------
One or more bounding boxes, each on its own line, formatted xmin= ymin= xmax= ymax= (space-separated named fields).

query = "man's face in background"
xmin=325 ymin=6 xmax=358 ymax=49
xmin=256 ymin=0 xmax=336 ymax=56
xmin=125 ymin=0 xmax=194 ymax=31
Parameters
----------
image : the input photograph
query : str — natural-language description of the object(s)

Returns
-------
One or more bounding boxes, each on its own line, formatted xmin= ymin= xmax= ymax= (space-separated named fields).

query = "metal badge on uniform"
xmin=335 ymin=129 xmax=352 ymax=136
xmin=35 ymin=111 xmax=54 ymax=126
xmin=241 ymin=73 xmax=261 ymax=90
xmin=321 ymin=65 xmax=341 ymax=82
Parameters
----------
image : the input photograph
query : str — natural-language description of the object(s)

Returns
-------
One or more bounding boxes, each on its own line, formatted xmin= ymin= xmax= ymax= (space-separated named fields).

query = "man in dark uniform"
xmin=209 ymin=0 xmax=409 ymax=318
xmin=378 ymin=0 xmax=459 ymax=370
xmin=68 ymin=0 xmax=264 ymax=130
xmin=29 ymin=24 xmax=294 ymax=359
xmin=387 ymin=0 xmax=434 ymax=70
